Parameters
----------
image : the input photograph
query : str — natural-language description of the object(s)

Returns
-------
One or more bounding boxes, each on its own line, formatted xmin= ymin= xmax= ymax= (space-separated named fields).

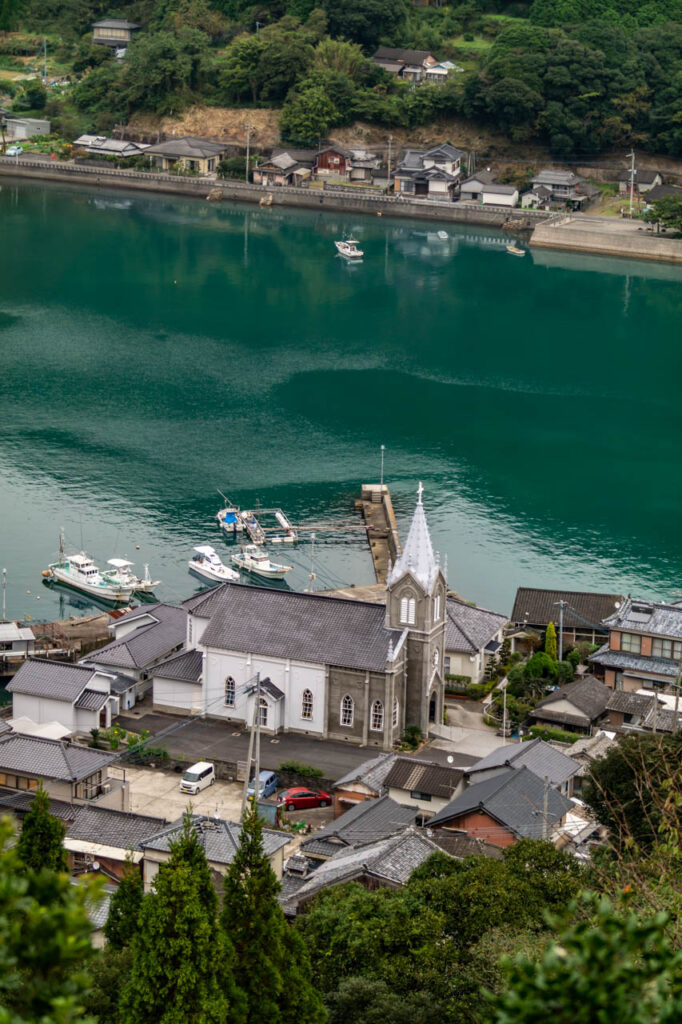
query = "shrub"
xmin=279 ymin=760 xmax=324 ymax=778
xmin=402 ymin=725 xmax=422 ymax=750
xmin=528 ymin=725 xmax=580 ymax=744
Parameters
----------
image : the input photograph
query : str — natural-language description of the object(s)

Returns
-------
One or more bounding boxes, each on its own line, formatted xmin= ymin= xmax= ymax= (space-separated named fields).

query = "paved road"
xmin=115 ymin=710 xmax=377 ymax=779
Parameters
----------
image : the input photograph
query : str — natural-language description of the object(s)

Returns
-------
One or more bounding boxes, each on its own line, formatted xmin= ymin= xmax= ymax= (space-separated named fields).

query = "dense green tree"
xmin=218 ymin=34 xmax=265 ymax=103
xmin=122 ymin=27 xmax=212 ymax=114
xmin=326 ymin=976 xmax=441 ymax=1024
xmin=279 ymin=924 xmax=327 ymax=1024
xmin=85 ymin=946 xmax=134 ymax=1024
xmin=0 ymin=0 xmax=20 ymax=31
xmin=16 ymin=783 xmax=68 ymax=873
xmin=644 ymin=195 xmax=682 ymax=232
xmin=104 ymin=854 xmax=143 ymax=950
xmin=0 ymin=815 xmax=98 ymax=1024
xmin=320 ymin=0 xmax=409 ymax=50
xmin=488 ymin=896 xmax=682 ymax=1023
xmin=583 ymin=733 xmax=682 ymax=851
xmin=545 ymin=621 xmax=557 ymax=660
xmin=121 ymin=815 xmax=243 ymax=1024
xmin=313 ymin=36 xmax=371 ymax=80
xmin=279 ymin=85 xmax=340 ymax=143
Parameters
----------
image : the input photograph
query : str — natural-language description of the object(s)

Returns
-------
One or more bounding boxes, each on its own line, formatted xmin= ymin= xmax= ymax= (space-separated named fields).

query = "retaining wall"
xmin=0 ymin=157 xmax=551 ymax=228
xmin=531 ymin=219 xmax=682 ymax=264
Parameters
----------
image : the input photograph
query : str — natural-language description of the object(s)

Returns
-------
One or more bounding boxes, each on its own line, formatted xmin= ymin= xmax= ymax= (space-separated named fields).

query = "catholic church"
xmin=150 ymin=486 xmax=447 ymax=750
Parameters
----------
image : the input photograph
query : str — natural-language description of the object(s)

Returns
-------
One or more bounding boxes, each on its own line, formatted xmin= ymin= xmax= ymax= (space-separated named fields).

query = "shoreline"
xmin=0 ymin=157 xmax=545 ymax=230
xmin=530 ymin=214 xmax=682 ymax=266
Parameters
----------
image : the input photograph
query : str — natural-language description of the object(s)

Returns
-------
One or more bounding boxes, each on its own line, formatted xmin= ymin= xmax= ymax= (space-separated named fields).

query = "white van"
xmin=179 ymin=761 xmax=215 ymax=795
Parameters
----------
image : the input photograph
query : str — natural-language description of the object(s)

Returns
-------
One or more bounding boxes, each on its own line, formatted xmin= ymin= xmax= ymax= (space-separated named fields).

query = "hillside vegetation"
xmin=2 ymin=0 xmax=682 ymax=156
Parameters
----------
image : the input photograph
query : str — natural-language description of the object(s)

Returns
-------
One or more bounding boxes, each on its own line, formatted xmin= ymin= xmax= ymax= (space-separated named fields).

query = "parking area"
xmin=126 ymin=766 xmax=244 ymax=821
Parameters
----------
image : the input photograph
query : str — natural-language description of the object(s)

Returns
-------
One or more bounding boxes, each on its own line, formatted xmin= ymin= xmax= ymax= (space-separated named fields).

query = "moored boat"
xmin=189 ymin=545 xmax=240 ymax=583
xmin=231 ymin=543 xmax=292 ymax=580
xmin=103 ymin=558 xmax=160 ymax=595
xmin=216 ymin=506 xmax=244 ymax=534
xmin=43 ymin=532 xmax=135 ymax=603
xmin=335 ymin=239 xmax=363 ymax=260
xmin=506 ymin=245 xmax=526 ymax=257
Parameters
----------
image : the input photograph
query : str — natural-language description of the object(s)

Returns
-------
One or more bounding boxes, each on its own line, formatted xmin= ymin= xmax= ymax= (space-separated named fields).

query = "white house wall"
xmin=154 ymin=676 xmax=204 ymax=714
xmin=203 ymin=649 xmax=325 ymax=735
xmin=11 ymin=693 xmax=77 ymax=731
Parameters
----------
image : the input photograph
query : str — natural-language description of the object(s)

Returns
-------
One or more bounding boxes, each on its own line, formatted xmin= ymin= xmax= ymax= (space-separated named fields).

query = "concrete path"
xmin=429 ymin=701 xmax=515 ymax=758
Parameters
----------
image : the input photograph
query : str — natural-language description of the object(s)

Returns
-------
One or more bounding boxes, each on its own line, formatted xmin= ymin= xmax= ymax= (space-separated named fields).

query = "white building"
xmin=481 ymin=184 xmax=518 ymax=207
xmin=445 ymin=597 xmax=508 ymax=683
xmin=7 ymin=659 xmax=127 ymax=733
xmin=0 ymin=621 xmax=35 ymax=664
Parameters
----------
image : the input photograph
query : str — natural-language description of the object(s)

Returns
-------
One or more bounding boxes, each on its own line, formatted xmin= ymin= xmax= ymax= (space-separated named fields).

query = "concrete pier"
xmin=355 ymin=484 xmax=401 ymax=585
xmin=531 ymin=215 xmax=682 ymax=265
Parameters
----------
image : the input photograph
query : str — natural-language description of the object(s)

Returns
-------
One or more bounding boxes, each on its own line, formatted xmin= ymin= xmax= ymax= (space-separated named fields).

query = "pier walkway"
xmin=355 ymin=484 xmax=401 ymax=585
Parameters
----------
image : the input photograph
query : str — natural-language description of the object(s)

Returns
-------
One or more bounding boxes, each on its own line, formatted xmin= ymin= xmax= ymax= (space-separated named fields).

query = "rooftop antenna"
xmin=380 ymin=444 xmax=385 ymax=488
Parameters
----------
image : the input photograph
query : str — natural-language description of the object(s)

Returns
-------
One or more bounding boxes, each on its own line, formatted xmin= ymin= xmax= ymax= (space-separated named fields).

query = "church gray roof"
xmin=86 ymin=604 xmax=186 ymax=670
xmin=388 ymin=484 xmax=439 ymax=591
xmin=199 ymin=583 xmax=400 ymax=673
xmin=153 ymin=649 xmax=203 ymax=684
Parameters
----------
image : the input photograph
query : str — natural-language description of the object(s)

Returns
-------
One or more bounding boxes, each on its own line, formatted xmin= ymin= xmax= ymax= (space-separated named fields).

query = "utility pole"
xmin=1 ymin=568 xmax=6 ymax=622
xmin=308 ymin=533 xmax=316 ymax=593
xmin=386 ymin=135 xmax=393 ymax=194
xmin=554 ymin=600 xmax=568 ymax=661
xmin=628 ymin=149 xmax=636 ymax=218
xmin=239 ymin=672 xmax=261 ymax=817
xmin=502 ymin=684 xmax=507 ymax=740
xmin=673 ymin=656 xmax=682 ymax=736
xmin=542 ymin=774 xmax=550 ymax=840
xmin=43 ymin=38 xmax=47 ymax=85
xmin=245 ymin=125 xmax=256 ymax=183
xmin=380 ymin=444 xmax=385 ymax=488
xmin=255 ymin=20 xmax=263 ymax=31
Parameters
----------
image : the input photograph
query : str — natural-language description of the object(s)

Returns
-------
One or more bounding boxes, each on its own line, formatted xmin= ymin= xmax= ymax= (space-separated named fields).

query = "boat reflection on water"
xmin=41 ymin=577 xmax=131 ymax=615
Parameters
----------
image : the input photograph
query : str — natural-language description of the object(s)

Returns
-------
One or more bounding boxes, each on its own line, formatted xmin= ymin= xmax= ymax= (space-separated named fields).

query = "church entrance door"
xmin=429 ymin=695 xmax=436 ymax=723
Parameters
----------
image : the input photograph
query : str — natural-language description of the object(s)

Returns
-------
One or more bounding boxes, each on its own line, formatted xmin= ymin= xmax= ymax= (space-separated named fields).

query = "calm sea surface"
xmin=1 ymin=177 xmax=682 ymax=623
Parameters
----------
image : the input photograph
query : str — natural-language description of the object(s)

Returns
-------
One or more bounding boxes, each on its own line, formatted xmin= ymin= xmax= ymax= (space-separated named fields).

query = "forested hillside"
xmin=2 ymin=0 xmax=682 ymax=155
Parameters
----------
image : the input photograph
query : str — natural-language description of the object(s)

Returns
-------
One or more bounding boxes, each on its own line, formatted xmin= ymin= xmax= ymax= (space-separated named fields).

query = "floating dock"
xmin=356 ymin=485 xmax=402 ymax=585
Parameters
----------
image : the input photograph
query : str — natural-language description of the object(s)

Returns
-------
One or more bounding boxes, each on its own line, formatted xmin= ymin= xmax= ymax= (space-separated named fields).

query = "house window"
xmin=393 ymin=697 xmax=399 ymax=727
xmin=652 ymin=638 xmax=682 ymax=661
xmin=621 ymin=633 xmax=642 ymax=654
xmin=340 ymin=694 xmax=354 ymax=727
xmin=400 ymin=596 xmax=416 ymax=625
xmin=188 ymin=619 xmax=193 ymax=643
xmin=259 ymin=697 xmax=268 ymax=727
xmin=444 ymin=656 xmax=451 ymax=674
xmin=371 ymin=700 xmax=384 ymax=731
xmin=301 ymin=689 xmax=313 ymax=720
xmin=434 ymin=595 xmax=441 ymax=621
xmin=224 ymin=676 xmax=235 ymax=707
xmin=410 ymin=790 xmax=432 ymax=802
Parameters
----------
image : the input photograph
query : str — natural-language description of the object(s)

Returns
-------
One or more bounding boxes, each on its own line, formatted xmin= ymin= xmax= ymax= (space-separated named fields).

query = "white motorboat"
xmin=335 ymin=239 xmax=364 ymax=260
xmin=437 ymin=230 xmax=449 ymax=240
xmin=231 ymin=543 xmax=292 ymax=580
xmin=189 ymin=545 xmax=240 ymax=583
xmin=103 ymin=558 xmax=160 ymax=595
xmin=506 ymin=245 xmax=526 ymax=257
xmin=43 ymin=532 xmax=135 ymax=603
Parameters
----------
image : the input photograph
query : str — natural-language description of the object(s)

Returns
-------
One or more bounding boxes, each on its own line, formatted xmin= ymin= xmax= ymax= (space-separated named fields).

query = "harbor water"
xmin=1 ymin=177 xmax=682 ymax=622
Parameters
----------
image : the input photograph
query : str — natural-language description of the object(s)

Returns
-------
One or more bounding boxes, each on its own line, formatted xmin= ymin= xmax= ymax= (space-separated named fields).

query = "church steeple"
xmin=388 ymin=482 xmax=440 ymax=593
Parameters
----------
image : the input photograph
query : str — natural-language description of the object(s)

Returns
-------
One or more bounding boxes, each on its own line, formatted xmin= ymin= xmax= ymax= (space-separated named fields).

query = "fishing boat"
xmin=43 ymin=532 xmax=135 ymax=603
xmin=506 ymin=245 xmax=526 ymax=257
xmin=103 ymin=558 xmax=160 ymax=595
xmin=437 ymin=230 xmax=449 ymax=240
xmin=335 ymin=239 xmax=364 ymax=260
xmin=189 ymin=545 xmax=240 ymax=583
xmin=216 ymin=507 xmax=244 ymax=534
xmin=231 ymin=544 xmax=292 ymax=580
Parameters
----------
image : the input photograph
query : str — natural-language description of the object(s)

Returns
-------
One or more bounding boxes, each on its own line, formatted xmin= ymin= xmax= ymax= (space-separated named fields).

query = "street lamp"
xmin=245 ymin=125 xmax=256 ymax=183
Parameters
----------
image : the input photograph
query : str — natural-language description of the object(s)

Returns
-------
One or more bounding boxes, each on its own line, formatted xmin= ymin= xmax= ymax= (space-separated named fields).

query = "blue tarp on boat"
xmin=223 ymin=513 xmax=238 ymax=524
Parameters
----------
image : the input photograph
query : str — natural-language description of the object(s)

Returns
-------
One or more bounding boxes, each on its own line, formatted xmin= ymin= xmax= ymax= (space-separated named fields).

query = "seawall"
xmin=531 ymin=215 xmax=682 ymax=265
xmin=0 ymin=157 xmax=548 ymax=229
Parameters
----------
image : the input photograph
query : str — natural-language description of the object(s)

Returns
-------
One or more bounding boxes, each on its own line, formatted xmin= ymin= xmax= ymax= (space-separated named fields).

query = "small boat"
xmin=506 ymin=245 xmax=526 ymax=257
xmin=216 ymin=507 xmax=244 ymax=534
xmin=437 ymin=230 xmax=449 ymax=240
xmin=231 ymin=543 xmax=292 ymax=580
xmin=189 ymin=545 xmax=240 ymax=583
xmin=335 ymin=239 xmax=363 ymax=260
xmin=44 ymin=532 xmax=134 ymax=603
xmin=103 ymin=558 xmax=160 ymax=595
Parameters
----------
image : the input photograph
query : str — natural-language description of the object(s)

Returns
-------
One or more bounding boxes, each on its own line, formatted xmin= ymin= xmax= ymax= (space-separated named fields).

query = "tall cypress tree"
xmin=545 ymin=621 xmax=558 ymax=661
xmin=221 ymin=803 xmax=325 ymax=1024
xmin=17 ymin=783 xmax=68 ymax=872
xmin=105 ymin=852 xmax=143 ymax=949
xmin=120 ymin=815 xmax=244 ymax=1024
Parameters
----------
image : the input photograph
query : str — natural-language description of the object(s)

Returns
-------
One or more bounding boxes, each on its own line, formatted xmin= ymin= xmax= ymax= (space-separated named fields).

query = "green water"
xmin=1 ymin=177 xmax=682 ymax=623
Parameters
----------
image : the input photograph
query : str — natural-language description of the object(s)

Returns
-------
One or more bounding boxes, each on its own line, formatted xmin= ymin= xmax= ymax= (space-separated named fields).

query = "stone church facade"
xmin=151 ymin=486 xmax=446 ymax=750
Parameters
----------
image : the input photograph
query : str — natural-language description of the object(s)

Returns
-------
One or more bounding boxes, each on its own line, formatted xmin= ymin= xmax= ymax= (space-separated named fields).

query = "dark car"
xmin=277 ymin=787 xmax=331 ymax=811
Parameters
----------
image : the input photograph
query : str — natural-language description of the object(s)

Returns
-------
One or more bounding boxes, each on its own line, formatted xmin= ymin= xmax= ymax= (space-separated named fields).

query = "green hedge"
xmin=528 ymin=724 xmax=580 ymax=745
xmin=279 ymin=760 xmax=324 ymax=778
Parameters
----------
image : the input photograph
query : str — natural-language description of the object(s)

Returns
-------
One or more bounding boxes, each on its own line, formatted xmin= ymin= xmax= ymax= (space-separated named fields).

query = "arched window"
xmin=340 ymin=694 xmax=354 ymax=727
xmin=371 ymin=700 xmax=384 ymax=731
xmin=224 ymin=676 xmax=235 ymax=707
xmin=392 ymin=697 xmax=399 ymax=728
xmin=301 ymin=689 xmax=313 ymax=720
xmin=434 ymin=594 xmax=441 ymax=621
xmin=259 ymin=697 xmax=268 ymax=727
xmin=400 ymin=595 xmax=416 ymax=626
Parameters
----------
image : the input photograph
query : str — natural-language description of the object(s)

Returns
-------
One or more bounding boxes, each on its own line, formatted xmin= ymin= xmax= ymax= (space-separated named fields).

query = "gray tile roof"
xmin=300 ymin=795 xmax=418 ymax=857
xmin=284 ymin=828 xmax=442 ymax=911
xmin=643 ymin=707 xmax=682 ymax=733
xmin=141 ymin=815 xmax=290 ymax=866
xmin=460 ymin=170 xmax=498 ymax=187
xmin=87 ymin=604 xmax=186 ymax=670
xmin=468 ymin=738 xmax=579 ymax=787
xmin=0 ymin=721 xmax=11 ymax=736
xmin=602 ymin=597 xmax=682 ymax=639
xmin=0 ymin=734 xmax=117 ymax=781
xmin=425 ymin=143 xmax=466 ymax=160
xmin=7 ymin=659 xmax=94 ymax=701
xmin=590 ymin=644 xmax=679 ymax=679
xmin=152 ymin=649 xmax=203 ymax=684
xmin=568 ymin=733 xmax=617 ymax=773
xmin=533 ymin=676 xmax=611 ymax=721
xmin=92 ymin=18 xmax=139 ymax=28
xmin=146 ymin=137 xmax=226 ymax=159
xmin=74 ymin=688 xmax=109 ymax=711
xmin=182 ymin=586 xmax=229 ymax=617
xmin=0 ymin=789 xmax=77 ymax=820
xmin=446 ymin=598 xmax=507 ymax=655
xmin=66 ymin=805 xmax=166 ymax=848
xmin=606 ymin=691 xmax=656 ymax=715
xmin=426 ymin=830 xmax=503 ymax=860
xmin=385 ymin=757 xmax=464 ymax=799
xmin=617 ymin=169 xmax=660 ymax=183
xmin=646 ymin=184 xmax=682 ymax=201
xmin=199 ymin=583 xmax=400 ymax=673
xmin=482 ymin=184 xmax=518 ymax=195
xmin=373 ymin=46 xmax=435 ymax=65
xmin=428 ymin=767 xmax=573 ymax=838
xmin=511 ymin=588 xmax=624 ymax=631
xmin=532 ymin=170 xmax=584 ymax=187
xmin=334 ymin=752 xmax=397 ymax=791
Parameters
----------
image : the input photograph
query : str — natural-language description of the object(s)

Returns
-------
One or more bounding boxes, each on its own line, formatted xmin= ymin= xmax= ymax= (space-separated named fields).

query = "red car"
xmin=277 ymin=787 xmax=331 ymax=811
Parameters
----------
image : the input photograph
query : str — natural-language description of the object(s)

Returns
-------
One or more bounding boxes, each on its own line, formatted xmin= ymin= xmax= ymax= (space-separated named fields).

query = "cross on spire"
xmin=417 ymin=481 xmax=424 ymax=504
